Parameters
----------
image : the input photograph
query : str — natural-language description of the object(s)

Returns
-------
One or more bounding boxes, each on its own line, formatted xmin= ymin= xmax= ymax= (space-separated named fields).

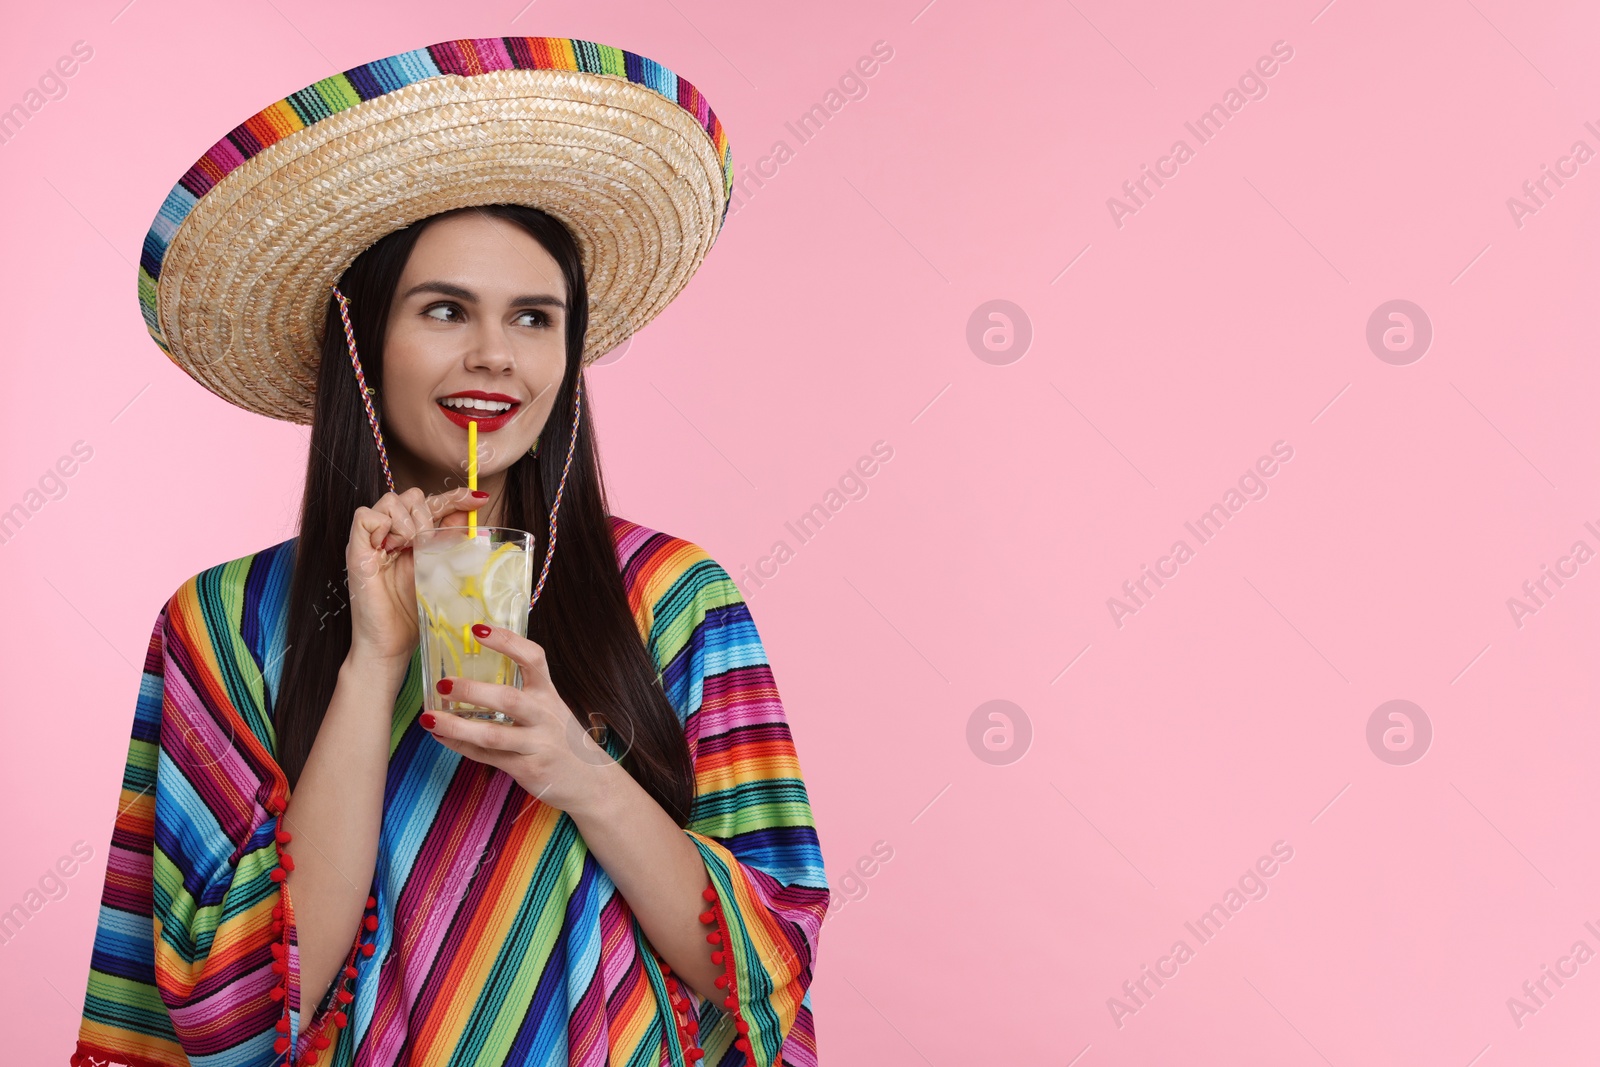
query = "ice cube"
xmin=444 ymin=536 xmax=492 ymax=576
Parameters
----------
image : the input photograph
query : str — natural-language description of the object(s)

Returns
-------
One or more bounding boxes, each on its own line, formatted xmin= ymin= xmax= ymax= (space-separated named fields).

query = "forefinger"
xmin=467 ymin=625 xmax=552 ymax=695
xmin=430 ymin=486 xmax=490 ymax=528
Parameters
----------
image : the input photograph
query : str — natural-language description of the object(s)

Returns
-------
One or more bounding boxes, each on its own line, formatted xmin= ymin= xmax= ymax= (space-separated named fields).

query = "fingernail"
xmin=420 ymin=712 xmax=436 ymax=730
xmin=435 ymin=678 xmax=453 ymax=695
xmin=471 ymin=623 xmax=492 ymax=639
xmin=470 ymin=490 xmax=489 ymax=499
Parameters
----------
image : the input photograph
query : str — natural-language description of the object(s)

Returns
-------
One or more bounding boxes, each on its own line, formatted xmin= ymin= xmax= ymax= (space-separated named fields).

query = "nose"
xmin=464 ymin=321 xmax=516 ymax=375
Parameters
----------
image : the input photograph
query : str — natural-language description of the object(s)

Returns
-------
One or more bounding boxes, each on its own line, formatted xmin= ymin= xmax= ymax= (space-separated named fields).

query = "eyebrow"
xmin=400 ymin=280 xmax=567 ymax=311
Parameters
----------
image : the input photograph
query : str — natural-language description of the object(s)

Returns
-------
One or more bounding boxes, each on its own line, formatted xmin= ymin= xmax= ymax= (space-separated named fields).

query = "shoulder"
xmin=162 ymin=535 xmax=299 ymax=627
xmin=610 ymin=514 xmax=741 ymax=605
xmin=144 ymin=538 xmax=299 ymax=782
xmin=609 ymin=514 xmax=749 ymax=654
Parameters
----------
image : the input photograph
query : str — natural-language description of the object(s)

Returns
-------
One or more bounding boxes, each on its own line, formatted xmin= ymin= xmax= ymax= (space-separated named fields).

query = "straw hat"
xmin=138 ymin=37 xmax=734 ymax=424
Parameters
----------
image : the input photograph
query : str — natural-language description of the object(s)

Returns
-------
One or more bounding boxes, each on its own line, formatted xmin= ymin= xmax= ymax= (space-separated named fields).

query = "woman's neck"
xmin=387 ymin=452 xmax=512 ymax=527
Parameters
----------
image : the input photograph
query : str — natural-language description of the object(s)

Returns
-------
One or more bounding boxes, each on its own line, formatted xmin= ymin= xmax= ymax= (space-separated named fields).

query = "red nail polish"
xmin=435 ymin=678 xmax=453 ymax=695
xmin=420 ymin=712 xmax=436 ymax=729
xmin=470 ymin=490 xmax=489 ymax=499
xmin=471 ymin=623 xmax=491 ymax=639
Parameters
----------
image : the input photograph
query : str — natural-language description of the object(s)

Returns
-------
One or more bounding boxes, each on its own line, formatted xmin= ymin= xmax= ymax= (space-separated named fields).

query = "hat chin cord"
xmin=331 ymin=283 xmax=579 ymax=612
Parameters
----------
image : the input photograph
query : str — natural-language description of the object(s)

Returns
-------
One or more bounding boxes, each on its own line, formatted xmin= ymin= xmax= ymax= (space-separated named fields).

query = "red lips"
xmin=436 ymin=389 xmax=522 ymax=432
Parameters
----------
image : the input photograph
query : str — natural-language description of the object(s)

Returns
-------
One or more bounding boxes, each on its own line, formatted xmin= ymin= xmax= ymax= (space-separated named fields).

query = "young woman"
xmin=71 ymin=38 xmax=827 ymax=1067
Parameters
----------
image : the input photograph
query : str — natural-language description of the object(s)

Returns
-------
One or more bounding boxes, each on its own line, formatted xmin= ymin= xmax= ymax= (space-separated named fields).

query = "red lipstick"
xmin=436 ymin=389 xmax=522 ymax=432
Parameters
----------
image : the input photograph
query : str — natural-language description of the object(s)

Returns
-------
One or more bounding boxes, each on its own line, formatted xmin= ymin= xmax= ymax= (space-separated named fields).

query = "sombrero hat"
xmin=138 ymin=36 xmax=734 ymax=424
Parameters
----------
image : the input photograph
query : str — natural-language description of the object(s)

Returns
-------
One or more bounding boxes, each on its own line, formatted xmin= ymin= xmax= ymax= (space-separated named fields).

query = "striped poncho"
xmin=70 ymin=516 xmax=827 ymax=1066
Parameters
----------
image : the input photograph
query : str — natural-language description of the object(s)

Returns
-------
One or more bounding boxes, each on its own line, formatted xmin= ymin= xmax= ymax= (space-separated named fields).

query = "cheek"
xmin=516 ymin=356 xmax=568 ymax=424
xmin=522 ymin=337 xmax=565 ymax=385
xmin=379 ymin=336 xmax=451 ymax=433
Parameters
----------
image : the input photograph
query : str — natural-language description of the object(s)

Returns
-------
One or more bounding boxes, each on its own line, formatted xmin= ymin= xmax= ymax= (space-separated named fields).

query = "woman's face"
xmin=380 ymin=211 xmax=569 ymax=491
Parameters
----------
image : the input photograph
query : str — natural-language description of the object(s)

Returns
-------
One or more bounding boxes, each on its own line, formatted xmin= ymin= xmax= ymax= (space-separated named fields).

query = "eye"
xmin=516 ymin=309 xmax=553 ymax=328
xmin=423 ymin=302 xmax=463 ymax=322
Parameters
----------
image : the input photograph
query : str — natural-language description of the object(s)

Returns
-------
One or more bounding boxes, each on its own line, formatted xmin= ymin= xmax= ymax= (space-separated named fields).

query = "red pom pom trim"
xmin=654 ymin=882 xmax=754 ymax=1063
xmin=268 ymin=876 xmax=380 ymax=1067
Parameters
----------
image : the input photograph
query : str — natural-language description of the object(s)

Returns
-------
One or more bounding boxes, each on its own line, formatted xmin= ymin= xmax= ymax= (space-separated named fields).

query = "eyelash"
xmin=423 ymin=302 xmax=552 ymax=328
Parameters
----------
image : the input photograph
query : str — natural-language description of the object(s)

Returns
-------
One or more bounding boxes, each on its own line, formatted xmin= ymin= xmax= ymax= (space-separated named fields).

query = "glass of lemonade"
xmin=412 ymin=525 xmax=534 ymax=723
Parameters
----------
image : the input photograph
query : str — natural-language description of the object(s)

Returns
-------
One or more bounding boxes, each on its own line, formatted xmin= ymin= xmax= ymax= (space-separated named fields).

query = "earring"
xmin=529 ymin=432 xmax=541 ymax=457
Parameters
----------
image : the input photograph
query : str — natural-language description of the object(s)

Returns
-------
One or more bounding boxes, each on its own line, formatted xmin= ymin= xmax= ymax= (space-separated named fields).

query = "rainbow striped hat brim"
xmin=140 ymin=37 xmax=734 ymax=424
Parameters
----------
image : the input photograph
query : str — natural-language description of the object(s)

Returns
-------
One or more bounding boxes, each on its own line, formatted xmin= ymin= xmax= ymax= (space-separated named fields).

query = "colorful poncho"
xmin=70 ymin=516 xmax=827 ymax=1066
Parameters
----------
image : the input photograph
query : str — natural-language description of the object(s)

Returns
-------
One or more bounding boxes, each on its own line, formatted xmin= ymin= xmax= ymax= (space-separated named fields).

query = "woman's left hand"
xmin=420 ymin=623 xmax=620 ymax=816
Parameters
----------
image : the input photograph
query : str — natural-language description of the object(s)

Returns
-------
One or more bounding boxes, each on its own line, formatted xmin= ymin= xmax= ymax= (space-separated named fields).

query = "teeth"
xmin=440 ymin=397 xmax=514 ymax=413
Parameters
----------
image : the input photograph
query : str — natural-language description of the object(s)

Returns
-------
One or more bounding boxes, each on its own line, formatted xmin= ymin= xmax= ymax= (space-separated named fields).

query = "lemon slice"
xmin=480 ymin=542 xmax=527 ymax=624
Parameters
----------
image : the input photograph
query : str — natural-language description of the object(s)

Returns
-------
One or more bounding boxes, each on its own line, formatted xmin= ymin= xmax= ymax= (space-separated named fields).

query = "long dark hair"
xmin=272 ymin=203 xmax=696 ymax=825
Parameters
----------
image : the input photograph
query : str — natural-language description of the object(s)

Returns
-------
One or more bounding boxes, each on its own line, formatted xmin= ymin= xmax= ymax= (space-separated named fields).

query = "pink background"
xmin=3 ymin=0 xmax=1599 ymax=1063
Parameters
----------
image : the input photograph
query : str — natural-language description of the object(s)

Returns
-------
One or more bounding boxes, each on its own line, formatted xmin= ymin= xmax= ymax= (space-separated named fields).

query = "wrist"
xmin=340 ymin=649 xmax=411 ymax=689
xmin=560 ymin=755 xmax=632 ymax=825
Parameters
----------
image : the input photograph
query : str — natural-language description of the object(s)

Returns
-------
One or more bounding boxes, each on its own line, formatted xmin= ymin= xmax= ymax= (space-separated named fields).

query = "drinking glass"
xmin=412 ymin=525 xmax=534 ymax=723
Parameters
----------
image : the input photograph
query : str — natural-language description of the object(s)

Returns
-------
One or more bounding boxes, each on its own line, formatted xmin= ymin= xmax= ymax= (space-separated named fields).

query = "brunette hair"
xmin=271 ymin=204 xmax=696 ymax=825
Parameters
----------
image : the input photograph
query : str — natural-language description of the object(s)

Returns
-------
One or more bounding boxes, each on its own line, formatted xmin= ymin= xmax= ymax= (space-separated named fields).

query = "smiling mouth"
xmin=439 ymin=397 xmax=516 ymax=415
xmin=436 ymin=395 xmax=522 ymax=430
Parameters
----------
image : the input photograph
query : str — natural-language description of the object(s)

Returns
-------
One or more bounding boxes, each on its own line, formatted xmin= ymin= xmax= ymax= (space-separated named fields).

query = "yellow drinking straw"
xmin=467 ymin=419 xmax=478 ymax=536
xmin=463 ymin=419 xmax=480 ymax=655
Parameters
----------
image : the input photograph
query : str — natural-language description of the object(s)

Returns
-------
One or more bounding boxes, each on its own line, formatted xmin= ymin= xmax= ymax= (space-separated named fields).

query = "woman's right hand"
xmin=345 ymin=486 xmax=490 ymax=670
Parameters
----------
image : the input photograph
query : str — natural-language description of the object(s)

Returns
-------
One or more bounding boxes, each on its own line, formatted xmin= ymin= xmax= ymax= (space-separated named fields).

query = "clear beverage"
xmin=412 ymin=525 xmax=534 ymax=723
